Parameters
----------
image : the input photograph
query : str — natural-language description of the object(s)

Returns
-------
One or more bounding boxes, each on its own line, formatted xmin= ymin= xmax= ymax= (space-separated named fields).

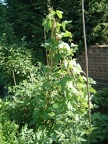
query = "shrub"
xmin=7 ymin=64 xmax=44 ymax=126
xmin=91 ymin=88 xmax=108 ymax=143
xmin=0 ymin=38 xmax=36 ymax=89
xmin=0 ymin=99 xmax=19 ymax=144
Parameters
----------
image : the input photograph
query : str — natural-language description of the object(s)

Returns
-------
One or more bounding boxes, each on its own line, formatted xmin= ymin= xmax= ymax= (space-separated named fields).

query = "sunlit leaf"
xmin=56 ymin=10 xmax=63 ymax=19
xmin=61 ymin=20 xmax=71 ymax=31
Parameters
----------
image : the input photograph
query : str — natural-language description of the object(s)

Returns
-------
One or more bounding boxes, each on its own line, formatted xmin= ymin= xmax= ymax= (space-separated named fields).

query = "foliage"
xmin=91 ymin=88 xmax=108 ymax=143
xmin=0 ymin=37 xmax=37 ymax=88
xmin=0 ymin=99 xmax=36 ymax=144
xmin=4 ymin=0 xmax=47 ymax=41
xmin=0 ymin=1 xmax=17 ymax=45
xmin=51 ymin=0 xmax=108 ymax=51
xmin=32 ymin=9 xmax=95 ymax=143
xmin=0 ymin=99 xmax=18 ymax=144
xmin=0 ymin=0 xmax=107 ymax=56
xmin=86 ymin=0 xmax=108 ymax=46
xmin=7 ymin=64 xmax=44 ymax=126
xmin=5 ymin=0 xmax=48 ymax=61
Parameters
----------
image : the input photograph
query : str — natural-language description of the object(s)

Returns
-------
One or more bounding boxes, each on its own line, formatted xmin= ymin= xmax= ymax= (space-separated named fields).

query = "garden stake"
xmin=82 ymin=0 xmax=91 ymax=126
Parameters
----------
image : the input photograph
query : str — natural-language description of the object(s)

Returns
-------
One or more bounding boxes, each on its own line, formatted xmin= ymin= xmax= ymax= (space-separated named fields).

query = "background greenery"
xmin=0 ymin=0 xmax=108 ymax=53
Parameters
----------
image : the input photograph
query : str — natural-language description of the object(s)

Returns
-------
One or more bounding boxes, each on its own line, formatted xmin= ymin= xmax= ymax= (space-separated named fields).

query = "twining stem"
xmin=12 ymin=70 xmax=16 ymax=86
xmin=44 ymin=28 xmax=49 ymax=67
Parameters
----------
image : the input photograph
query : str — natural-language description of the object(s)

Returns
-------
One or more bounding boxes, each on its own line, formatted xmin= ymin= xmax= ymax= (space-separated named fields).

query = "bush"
xmin=0 ymin=99 xmax=19 ymax=144
xmin=0 ymin=38 xmax=37 ymax=90
xmin=7 ymin=64 xmax=44 ymax=126
xmin=0 ymin=99 xmax=36 ymax=144
xmin=91 ymin=88 xmax=108 ymax=143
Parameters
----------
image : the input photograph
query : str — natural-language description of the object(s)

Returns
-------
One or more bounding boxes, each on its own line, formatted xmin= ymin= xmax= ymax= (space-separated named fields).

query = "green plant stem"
xmin=12 ymin=70 xmax=16 ymax=86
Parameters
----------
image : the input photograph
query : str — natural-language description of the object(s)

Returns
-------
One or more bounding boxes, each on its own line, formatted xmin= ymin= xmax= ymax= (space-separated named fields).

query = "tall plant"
xmin=29 ymin=8 xmax=94 ymax=143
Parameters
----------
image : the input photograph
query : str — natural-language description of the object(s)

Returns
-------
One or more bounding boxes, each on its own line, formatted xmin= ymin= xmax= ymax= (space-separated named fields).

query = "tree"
xmin=2 ymin=0 xmax=108 ymax=52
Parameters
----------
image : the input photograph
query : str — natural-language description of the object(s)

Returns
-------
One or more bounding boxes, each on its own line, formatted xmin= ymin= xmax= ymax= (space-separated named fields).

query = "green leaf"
xmin=42 ymin=19 xmax=52 ymax=32
xmin=47 ymin=112 xmax=55 ymax=118
xmin=52 ymin=103 xmax=59 ymax=109
xmin=56 ymin=10 xmax=63 ymax=19
xmin=64 ymin=59 xmax=68 ymax=69
xmin=63 ymin=30 xmax=72 ymax=38
xmin=67 ymin=102 xmax=73 ymax=110
xmin=61 ymin=20 xmax=71 ymax=31
xmin=90 ymin=87 xmax=96 ymax=93
xmin=83 ymin=86 xmax=87 ymax=97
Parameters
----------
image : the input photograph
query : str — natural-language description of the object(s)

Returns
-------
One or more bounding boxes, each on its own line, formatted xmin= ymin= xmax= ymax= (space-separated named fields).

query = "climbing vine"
xmin=30 ymin=8 xmax=94 ymax=143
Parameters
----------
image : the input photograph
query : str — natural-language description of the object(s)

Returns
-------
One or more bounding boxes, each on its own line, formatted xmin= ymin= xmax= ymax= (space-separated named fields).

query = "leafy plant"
xmin=0 ymin=99 xmax=19 ymax=144
xmin=6 ymin=64 xmax=44 ymax=126
xmin=0 ymin=99 xmax=36 ymax=144
xmin=29 ymin=8 xmax=94 ymax=143
xmin=91 ymin=88 xmax=108 ymax=143
xmin=0 ymin=39 xmax=36 ymax=89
